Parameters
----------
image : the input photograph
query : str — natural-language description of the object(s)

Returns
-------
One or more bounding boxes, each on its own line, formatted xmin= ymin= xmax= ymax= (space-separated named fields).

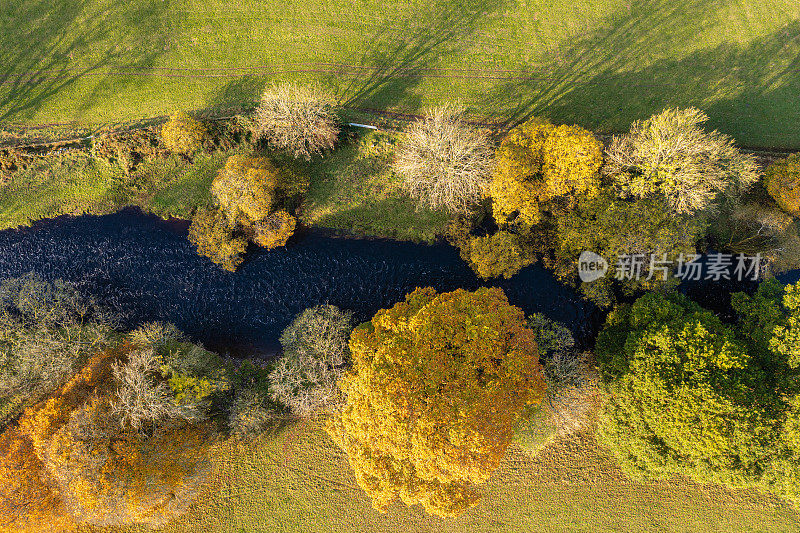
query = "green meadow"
xmin=1 ymin=0 xmax=800 ymax=147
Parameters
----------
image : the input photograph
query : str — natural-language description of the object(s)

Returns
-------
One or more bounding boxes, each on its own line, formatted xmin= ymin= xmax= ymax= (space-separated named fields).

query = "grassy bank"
xmin=0 ymin=149 xmax=228 ymax=229
xmin=0 ymin=130 xmax=452 ymax=242
xmin=2 ymin=1 xmax=800 ymax=148
xmin=106 ymin=419 xmax=800 ymax=533
xmin=299 ymin=130 xmax=451 ymax=243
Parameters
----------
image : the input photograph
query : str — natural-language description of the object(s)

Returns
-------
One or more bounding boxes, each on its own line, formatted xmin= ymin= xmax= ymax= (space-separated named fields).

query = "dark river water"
xmin=0 ymin=209 xmax=599 ymax=356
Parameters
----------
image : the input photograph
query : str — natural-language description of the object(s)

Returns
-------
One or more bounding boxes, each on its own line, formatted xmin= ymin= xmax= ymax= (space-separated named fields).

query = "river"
xmin=0 ymin=208 xmax=599 ymax=356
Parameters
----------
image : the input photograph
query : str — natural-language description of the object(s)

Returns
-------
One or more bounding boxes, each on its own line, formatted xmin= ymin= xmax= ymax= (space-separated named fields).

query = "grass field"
xmin=103 ymin=419 xmax=800 ymax=533
xmin=2 ymin=1 xmax=800 ymax=148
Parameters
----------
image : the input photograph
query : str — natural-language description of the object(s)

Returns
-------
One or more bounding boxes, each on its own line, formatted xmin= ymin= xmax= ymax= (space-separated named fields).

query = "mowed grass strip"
xmin=1 ymin=1 xmax=800 ymax=147
xmin=106 ymin=419 xmax=800 ymax=533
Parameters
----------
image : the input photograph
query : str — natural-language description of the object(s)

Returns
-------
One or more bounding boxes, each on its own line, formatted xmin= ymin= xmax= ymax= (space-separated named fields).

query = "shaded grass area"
xmin=107 ymin=419 xmax=800 ymax=533
xmin=1 ymin=1 xmax=799 ymax=148
xmin=0 ymin=149 xmax=228 ymax=229
xmin=299 ymin=130 xmax=452 ymax=243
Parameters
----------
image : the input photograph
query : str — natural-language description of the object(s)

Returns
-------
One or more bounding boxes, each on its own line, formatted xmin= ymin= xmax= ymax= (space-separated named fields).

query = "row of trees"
xmin=388 ymin=103 xmax=800 ymax=306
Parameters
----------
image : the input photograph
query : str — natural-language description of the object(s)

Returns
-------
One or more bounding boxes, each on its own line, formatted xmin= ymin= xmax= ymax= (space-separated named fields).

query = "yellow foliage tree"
xmin=42 ymin=395 xmax=215 ymax=528
xmin=490 ymin=118 xmax=602 ymax=225
xmin=765 ymin=153 xmax=800 ymax=217
xmin=328 ymin=287 xmax=545 ymax=517
xmin=250 ymin=210 xmax=297 ymax=249
xmin=211 ymin=155 xmax=278 ymax=225
xmin=161 ymin=111 xmax=207 ymax=155
xmin=188 ymin=207 xmax=248 ymax=272
xmin=467 ymin=231 xmax=536 ymax=279
xmin=0 ymin=427 xmax=74 ymax=533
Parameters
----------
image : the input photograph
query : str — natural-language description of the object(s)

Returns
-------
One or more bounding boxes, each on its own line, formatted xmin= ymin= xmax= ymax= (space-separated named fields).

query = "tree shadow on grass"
xmin=331 ymin=0 xmax=510 ymax=113
xmin=0 ymin=1 xmax=172 ymax=122
xmin=480 ymin=0 xmax=800 ymax=147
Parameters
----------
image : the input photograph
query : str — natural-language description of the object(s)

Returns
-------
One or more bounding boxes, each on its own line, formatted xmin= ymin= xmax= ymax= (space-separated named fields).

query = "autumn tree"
xmin=251 ymin=210 xmax=297 ymax=249
xmin=253 ymin=82 xmax=340 ymax=160
xmin=604 ymin=107 xmax=759 ymax=214
xmin=490 ymin=118 xmax=602 ymax=226
xmin=765 ymin=153 xmax=800 ymax=217
xmin=553 ymin=190 xmax=706 ymax=306
xmin=13 ymin=337 xmax=223 ymax=528
xmin=394 ymin=104 xmax=493 ymax=214
xmin=595 ymin=284 xmax=800 ymax=503
xmin=327 ymin=287 xmax=545 ymax=517
xmin=595 ymin=291 xmax=774 ymax=483
xmin=269 ymin=305 xmax=353 ymax=417
xmin=161 ymin=111 xmax=207 ymax=155
xmin=0 ymin=274 xmax=115 ymax=402
xmin=188 ymin=206 xmax=248 ymax=271
xmin=211 ymin=155 xmax=279 ymax=225
xmin=465 ymin=230 xmax=536 ymax=279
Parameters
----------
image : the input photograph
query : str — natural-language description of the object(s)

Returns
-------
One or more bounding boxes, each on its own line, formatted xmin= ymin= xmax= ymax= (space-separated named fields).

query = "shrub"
xmin=765 ymin=153 xmax=800 ymax=216
xmin=211 ymin=155 xmax=278 ymax=225
xmin=394 ymin=104 xmax=493 ymax=214
xmin=161 ymin=111 xmax=207 ymax=155
xmin=466 ymin=230 xmax=536 ymax=279
xmin=91 ymin=126 xmax=167 ymax=174
xmin=269 ymin=305 xmax=353 ymax=417
xmin=514 ymin=351 xmax=601 ymax=455
xmin=327 ymin=287 xmax=545 ymax=517
xmin=228 ymin=359 xmax=285 ymax=437
xmin=525 ymin=313 xmax=575 ymax=358
xmin=253 ymin=82 xmax=340 ymax=160
xmin=604 ymin=107 xmax=760 ymax=214
xmin=0 ymin=274 xmax=115 ymax=401
xmin=188 ymin=206 xmax=248 ymax=271
xmin=490 ymin=118 xmax=602 ymax=225
xmin=0 ymin=148 xmax=33 ymax=183
xmin=250 ymin=210 xmax=297 ymax=249
xmin=229 ymin=388 xmax=278 ymax=437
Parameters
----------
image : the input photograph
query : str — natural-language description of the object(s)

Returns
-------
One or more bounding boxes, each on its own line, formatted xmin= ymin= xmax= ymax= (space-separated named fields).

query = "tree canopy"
xmin=604 ymin=107 xmax=759 ymax=214
xmin=490 ymin=118 xmax=602 ymax=226
xmin=596 ymin=283 xmax=800 ymax=502
xmin=327 ymin=287 xmax=545 ymax=517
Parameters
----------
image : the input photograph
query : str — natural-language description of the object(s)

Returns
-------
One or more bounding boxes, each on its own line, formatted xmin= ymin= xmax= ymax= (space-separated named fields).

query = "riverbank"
xmin=0 ymin=127 xmax=454 ymax=243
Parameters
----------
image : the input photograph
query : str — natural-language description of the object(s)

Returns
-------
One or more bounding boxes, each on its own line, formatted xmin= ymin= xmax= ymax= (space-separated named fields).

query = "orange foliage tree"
xmin=6 ymin=342 xmax=218 ymax=529
xmin=327 ymin=287 xmax=545 ymax=517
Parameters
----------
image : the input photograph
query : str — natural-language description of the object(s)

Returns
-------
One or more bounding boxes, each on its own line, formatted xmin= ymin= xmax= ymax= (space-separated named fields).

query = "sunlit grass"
xmin=107 ymin=419 xmax=800 ymax=533
xmin=1 ymin=1 xmax=799 ymax=147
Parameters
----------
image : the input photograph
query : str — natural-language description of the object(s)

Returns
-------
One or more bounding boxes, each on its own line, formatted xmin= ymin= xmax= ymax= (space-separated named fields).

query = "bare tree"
xmin=604 ymin=107 xmax=760 ymax=214
xmin=268 ymin=305 xmax=353 ymax=417
xmin=110 ymin=348 xmax=202 ymax=432
xmin=394 ymin=104 xmax=494 ymax=214
xmin=252 ymin=82 xmax=340 ymax=160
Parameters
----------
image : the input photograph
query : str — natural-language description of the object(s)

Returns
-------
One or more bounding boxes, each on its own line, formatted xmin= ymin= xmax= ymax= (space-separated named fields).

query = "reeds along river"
xmin=0 ymin=209 xmax=598 ymax=357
